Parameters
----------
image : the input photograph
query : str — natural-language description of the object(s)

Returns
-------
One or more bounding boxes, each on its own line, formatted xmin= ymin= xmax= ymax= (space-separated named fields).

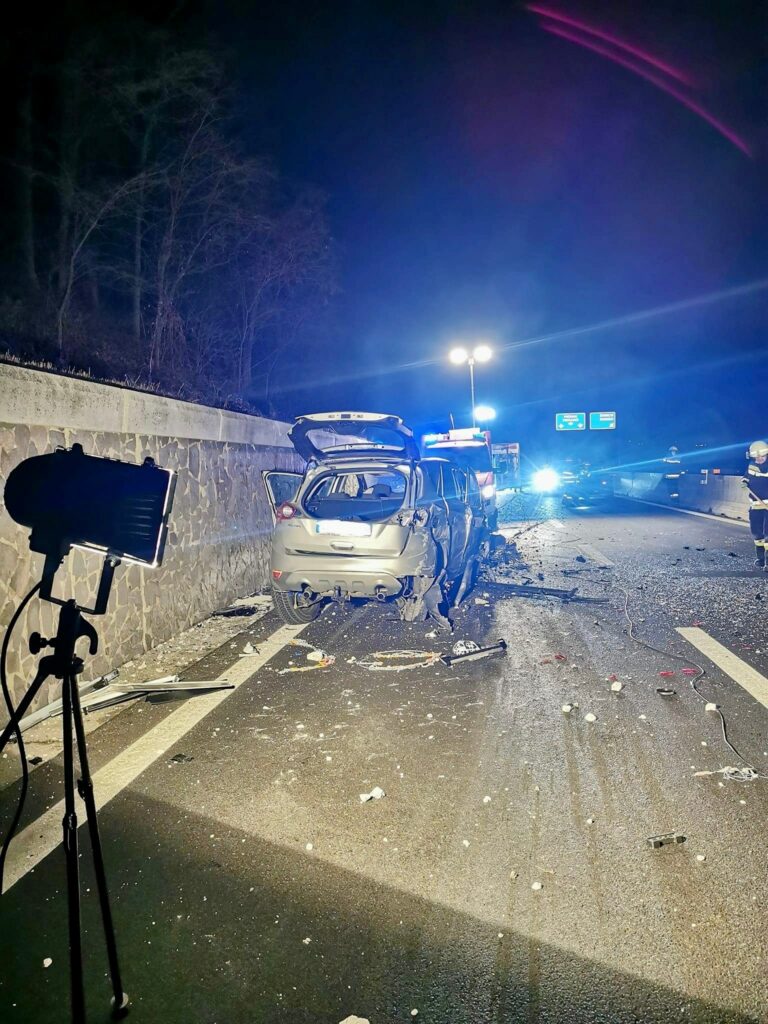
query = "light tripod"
xmin=0 ymin=557 xmax=129 ymax=1023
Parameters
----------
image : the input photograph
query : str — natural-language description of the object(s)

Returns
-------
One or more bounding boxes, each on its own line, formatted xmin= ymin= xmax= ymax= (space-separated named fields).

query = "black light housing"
xmin=4 ymin=444 xmax=176 ymax=567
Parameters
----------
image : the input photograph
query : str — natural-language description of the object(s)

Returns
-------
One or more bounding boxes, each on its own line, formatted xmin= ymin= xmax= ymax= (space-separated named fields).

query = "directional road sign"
xmin=555 ymin=412 xmax=586 ymax=431
xmin=589 ymin=411 xmax=616 ymax=430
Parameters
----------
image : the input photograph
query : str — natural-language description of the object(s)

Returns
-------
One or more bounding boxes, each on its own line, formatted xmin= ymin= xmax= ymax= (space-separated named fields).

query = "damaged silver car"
xmin=263 ymin=412 xmax=489 ymax=627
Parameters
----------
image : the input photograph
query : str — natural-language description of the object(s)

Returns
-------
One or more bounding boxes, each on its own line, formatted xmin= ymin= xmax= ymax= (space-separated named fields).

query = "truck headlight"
xmin=481 ymin=484 xmax=496 ymax=500
xmin=532 ymin=468 xmax=560 ymax=493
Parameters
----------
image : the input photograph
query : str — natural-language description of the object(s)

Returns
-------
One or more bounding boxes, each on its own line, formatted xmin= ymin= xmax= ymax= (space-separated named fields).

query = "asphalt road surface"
xmin=1 ymin=495 xmax=766 ymax=1024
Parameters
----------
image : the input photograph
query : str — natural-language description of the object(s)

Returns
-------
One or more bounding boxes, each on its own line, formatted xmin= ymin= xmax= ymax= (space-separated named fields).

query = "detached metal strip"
xmin=2 ymin=623 xmax=306 ymax=891
xmin=676 ymin=627 xmax=768 ymax=709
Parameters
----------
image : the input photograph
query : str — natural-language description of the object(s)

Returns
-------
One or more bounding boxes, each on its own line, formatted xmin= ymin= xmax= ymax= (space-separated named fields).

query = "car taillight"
xmin=277 ymin=502 xmax=299 ymax=521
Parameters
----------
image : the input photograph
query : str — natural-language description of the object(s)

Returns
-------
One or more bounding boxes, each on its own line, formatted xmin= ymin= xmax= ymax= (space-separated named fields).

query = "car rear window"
xmin=302 ymin=469 xmax=408 ymax=522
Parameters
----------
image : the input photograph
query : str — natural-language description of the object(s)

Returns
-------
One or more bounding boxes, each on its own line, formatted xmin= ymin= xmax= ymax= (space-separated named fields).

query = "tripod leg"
xmin=62 ymin=674 xmax=87 ymax=1024
xmin=69 ymin=674 xmax=129 ymax=1019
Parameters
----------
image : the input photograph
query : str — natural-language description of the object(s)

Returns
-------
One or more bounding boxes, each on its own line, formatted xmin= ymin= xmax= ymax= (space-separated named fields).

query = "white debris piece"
xmin=705 ymin=702 xmax=719 ymax=712
xmin=561 ymin=704 xmax=574 ymax=714
xmin=474 ymin=597 xmax=490 ymax=606
xmin=241 ymin=642 xmax=258 ymax=656
xmin=307 ymin=649 xmax=327 ymax=662
xmin=43 ymin=958 xmax=53 ymax=968
xmin=452 ymin=640 xmax=480 ymax=655
xmin=339 ymin=1017 xmax=370 ymax=1024
xmin=359 ymin=786 xmax=386 ymax=803
xmin=462 ymin=839 xmax=470 ymax=847
xmin=531 ymin=881 xmax=543 ymax=891
xmin=610 ymin=681 xmax=623 ymax=692
xmin=587 ymin=817 xmax=595 ymax=825
xmin=302 ymin=937 xmax=312 ymax=945
xmin=584 ymin=712 xmax=597 ymax=723
xmin=411 ymin=1011 xmax=419 ymax=1018
xmin=696 ymin=854 xmax=707 ymax=863
xmin=483 ymin=795 xmax=492 ymax=804
xmin=306 ymin=843 xmax=314 ymax=851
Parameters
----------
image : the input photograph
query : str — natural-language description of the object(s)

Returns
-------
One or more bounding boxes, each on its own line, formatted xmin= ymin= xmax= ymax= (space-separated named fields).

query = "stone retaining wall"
xmin=0 ymin=364 xmax=302 ymax=713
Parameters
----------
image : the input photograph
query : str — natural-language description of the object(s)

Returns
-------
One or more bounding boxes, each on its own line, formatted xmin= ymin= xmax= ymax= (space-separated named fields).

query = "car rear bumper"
xmin=270 ymin=548 xmax=438 ymax=598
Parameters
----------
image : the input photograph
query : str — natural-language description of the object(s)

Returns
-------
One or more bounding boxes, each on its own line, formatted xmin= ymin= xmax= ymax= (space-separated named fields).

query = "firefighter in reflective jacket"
xmin=662 ymin=445 xmax=683 ymax=499
xmin=743 ymin=440 xmax=768 ymax=568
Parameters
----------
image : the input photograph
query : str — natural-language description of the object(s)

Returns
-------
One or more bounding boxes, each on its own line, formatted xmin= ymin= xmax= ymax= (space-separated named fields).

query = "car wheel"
xmin=272 ymin=588 xmax=324 ymax=624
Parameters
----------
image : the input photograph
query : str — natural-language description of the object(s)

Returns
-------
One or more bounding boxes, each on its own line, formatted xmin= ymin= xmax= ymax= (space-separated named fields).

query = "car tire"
xmin=272 ymin=588 xmax=324 ymax=624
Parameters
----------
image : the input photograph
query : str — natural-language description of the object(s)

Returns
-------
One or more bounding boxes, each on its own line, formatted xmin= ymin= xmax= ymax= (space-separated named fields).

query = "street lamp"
xmin=474 ymin=404 xmax=496 ymax=422
xmin=448 ymin=343 xmax=493 ymax=428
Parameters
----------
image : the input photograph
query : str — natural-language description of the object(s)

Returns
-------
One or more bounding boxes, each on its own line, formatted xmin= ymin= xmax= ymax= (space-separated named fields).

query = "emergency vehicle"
xmin=421 ymin=427 xmax=497 ymax=529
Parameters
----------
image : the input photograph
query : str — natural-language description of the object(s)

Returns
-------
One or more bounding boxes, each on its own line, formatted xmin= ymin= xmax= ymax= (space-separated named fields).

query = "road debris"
xmin=489 ymin=581 xmax=607 ymax=604
xmin=474 ymin=597 xmax=490 ymax=606
xmin=584 ymin=712 xmax=597 ymax=723
xmin=339 ymin=1017 xmax=370 ymax=1024
xmin=452 ymin=640 xmax=480 ymax=655
xmin=441 ymin=639 xmax=507 ymax=667
xmin=359 ymin=650 xmax=441 ymax=672
xmin=659 ymin=670 xmax=676 ymax=678
xmin=43 ymin=958 xmax=53 ymax=969
xmin=169 ymin=753 xmax=194 ymax=764
xmin=647 ymin=831 xmax=686 ymax=849
xmin=610 ymin=681 xmax=623 ymax=692
xmin=704 ymin=702 xmax=719 ymax=712
xmin=240 ymin=642 xmax=259 ymax=656
xmin=561 ymin=703 xmax=577 ymax=714
xmin=531 ymin=881 xmax=543 ymax=891
xmin=213 ymin=604 xmax=257 ymax=617
xmin=278 ymin=654 xmax=336 ymax=674
xmin=656 ymin=688 xmax=676 ymax=697
xmin=696 ymin=854 xmax=707 ymax=863
xmin=694 ymin=766 xmax=759 ymax=782
xmin=359 ymin=786 xmax=386 ymax=803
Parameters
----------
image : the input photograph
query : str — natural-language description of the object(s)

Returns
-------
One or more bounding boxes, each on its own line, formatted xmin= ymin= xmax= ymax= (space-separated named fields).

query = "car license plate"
xmin=316 ymin=520 xmax=371 ymax=537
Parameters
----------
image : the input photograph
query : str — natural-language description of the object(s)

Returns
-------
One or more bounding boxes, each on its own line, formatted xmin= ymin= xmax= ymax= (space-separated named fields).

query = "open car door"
xmin=262 ymin=470 xmax=302 ymax=522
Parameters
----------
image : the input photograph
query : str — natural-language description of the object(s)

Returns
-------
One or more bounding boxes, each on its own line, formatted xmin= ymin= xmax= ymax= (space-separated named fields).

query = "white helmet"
xmin=748 ymin=440 xmax=768 ymax=459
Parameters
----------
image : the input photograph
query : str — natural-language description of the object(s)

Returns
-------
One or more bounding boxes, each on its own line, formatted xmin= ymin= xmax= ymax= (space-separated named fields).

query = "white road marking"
xmin=617 ymin=496 xmax=749 ymax=527
xmin=575 ymin=543 xmax=614 ymax=567
xmin=2 ymin=622 xmax=306 ymax=891
xmin=676 ymin=627 xmax=768 ymax=709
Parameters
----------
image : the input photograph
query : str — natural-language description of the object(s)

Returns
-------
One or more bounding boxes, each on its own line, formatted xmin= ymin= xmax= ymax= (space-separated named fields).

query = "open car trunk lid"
xmin=289 ymin=412 xmax=420 ymax=463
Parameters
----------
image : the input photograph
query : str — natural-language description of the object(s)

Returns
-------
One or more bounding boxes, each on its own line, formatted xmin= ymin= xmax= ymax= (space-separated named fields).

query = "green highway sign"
xmin=589 ymin=411 xmax=617 ymax=430
xmin=555 ymin=412 xmax=586 ymax=431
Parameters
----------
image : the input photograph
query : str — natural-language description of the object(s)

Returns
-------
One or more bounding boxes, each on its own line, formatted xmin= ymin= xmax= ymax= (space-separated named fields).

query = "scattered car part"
xmin=647 ymin=831 xmax=686 ymax=849
xmin=440 ymin=639 xmax=507 ymax=667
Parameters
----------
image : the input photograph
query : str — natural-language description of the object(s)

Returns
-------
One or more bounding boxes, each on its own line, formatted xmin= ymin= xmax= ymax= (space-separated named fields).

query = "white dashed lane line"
xmin=2 ymin=622 xmax=307 ymax=892
xmin=676 ymin=627 xmax=768 ymax=710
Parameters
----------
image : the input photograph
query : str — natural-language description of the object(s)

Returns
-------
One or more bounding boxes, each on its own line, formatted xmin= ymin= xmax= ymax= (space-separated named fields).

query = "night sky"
xmin=41 ymin=1 xmax=768 ymax=455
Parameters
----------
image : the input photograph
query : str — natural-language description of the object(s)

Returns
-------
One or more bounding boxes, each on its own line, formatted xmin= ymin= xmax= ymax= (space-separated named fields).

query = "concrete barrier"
xmin=614 ymin=471 xmax=748 ymax=522
xmin=0 ymin=363 xmax=303 ymax=711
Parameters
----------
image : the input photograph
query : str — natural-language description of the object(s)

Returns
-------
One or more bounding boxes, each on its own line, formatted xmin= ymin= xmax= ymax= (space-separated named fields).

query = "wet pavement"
xmin=1 ymin=494 xmax=766 ymax=1023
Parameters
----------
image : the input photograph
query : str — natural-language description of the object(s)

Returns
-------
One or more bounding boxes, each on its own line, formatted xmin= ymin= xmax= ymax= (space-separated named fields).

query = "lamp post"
xmin=448 ymin=344 xmax=493 ymax=427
